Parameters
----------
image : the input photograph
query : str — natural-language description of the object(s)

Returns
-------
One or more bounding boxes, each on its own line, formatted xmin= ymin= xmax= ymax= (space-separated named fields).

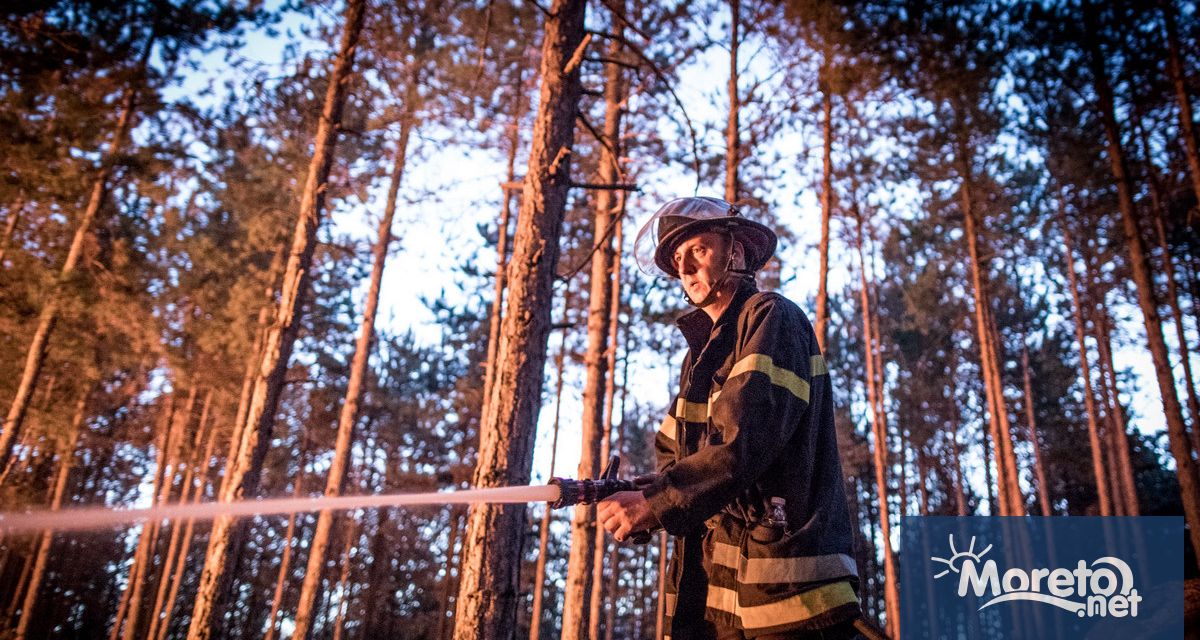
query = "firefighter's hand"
xmin=597 ymin=491 xmax=657 ymax=542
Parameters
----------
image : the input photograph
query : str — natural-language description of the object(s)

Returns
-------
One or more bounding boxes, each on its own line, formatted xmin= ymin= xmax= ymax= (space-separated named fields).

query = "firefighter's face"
xmin=673 ymin=231 xmax=743 ymax=306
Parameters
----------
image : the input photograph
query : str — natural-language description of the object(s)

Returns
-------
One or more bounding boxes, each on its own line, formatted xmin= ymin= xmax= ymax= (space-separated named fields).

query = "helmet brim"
xmin=653 ymin=217 xmax=777 ymax=278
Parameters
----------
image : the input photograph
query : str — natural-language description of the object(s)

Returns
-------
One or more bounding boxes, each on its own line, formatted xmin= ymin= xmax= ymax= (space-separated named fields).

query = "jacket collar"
xmin=675 ymin=278 xmax=759 ymax=354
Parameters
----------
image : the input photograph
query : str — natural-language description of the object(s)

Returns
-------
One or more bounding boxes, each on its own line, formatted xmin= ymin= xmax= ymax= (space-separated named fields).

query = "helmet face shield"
xmin=634 ymin=197 xmax=777 ymax=279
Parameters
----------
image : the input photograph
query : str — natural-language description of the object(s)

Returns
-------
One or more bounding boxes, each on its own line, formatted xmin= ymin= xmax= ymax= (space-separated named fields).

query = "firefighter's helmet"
xmin=634 ymin=197 xmax=777 ymax=279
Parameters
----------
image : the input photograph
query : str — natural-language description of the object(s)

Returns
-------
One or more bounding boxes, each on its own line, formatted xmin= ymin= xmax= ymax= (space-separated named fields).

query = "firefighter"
xmin=598 ymin=197 xmax=862 ymax=639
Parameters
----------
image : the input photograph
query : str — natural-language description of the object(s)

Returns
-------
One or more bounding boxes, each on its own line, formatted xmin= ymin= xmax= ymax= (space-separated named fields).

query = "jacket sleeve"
xmin=654 ymin=412 xmax=678 ymax=474
xmin=643 ymin=295 xmax=816 ymax=535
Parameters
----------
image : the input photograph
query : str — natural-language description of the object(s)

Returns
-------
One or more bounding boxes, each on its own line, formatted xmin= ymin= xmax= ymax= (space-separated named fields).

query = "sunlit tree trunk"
xmin=452 ymin=1 xmax=587 ymax=636
xmin=155 ymin=408 xmax=220 ymax=640
xmin=292 ymin=86 xmax=413 ymax=640
xmin=725 ymin=0 xmax=741 ymax=203
xmin=0 ymin=41 xmax=150 ymax=469
xmin=1083 ymin=15 xmax=1198 ymax=560
xmin=263 ymin=458 xmax=306 ymax=640
xmin=483 ymin=67 xmax=527 ymax=413
xmin=147 ymin=389 xmax=213 ymax=640
xmin=852 ymin=203 xmax=899 ymax=640
xmin=1020 ymin=345 xmax=1053 ymax=515
xmin=0 ymin=197 xmax=22 ymax=267
xmin=815 ymin=51 xmax=834 ymax=351
xmin=529 ymin=321 xmax=569 ymax=640
xmin=186 ymin=2 xmax=368 ymax=636
xmin=13 ymin=385 xmax=89 ymax=640
xmin=955 ymin=132 xmax=1022 ymax=516
xmin=564 ymin=25 xmax=623 ymax=639
xmin=1160 ymin=0 xmax=1200 ymax=207
xmin=1053 ymin=193 xmax=1111 ymax=514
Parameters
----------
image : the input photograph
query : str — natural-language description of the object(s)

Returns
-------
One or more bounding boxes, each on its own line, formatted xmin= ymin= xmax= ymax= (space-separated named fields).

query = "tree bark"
xmin=1160 ymin=0 xmax=1200 ymax=207
xmin=955 ymin=133 xmax=1023 ymax=516
xmin=0 ymin=43 xmax=149 ymax=469
xmin=13 ymin=385 xmax=88 ymax=640
xmin=815 ymin=52 xmax=834 ymax=351
xmin=483 ymin=67 xmax=528 ymax=415
xmin=574 ymin=25 xmax=628 ymax=640
xmin=1054 ymin=194 xmax=1112 ymax=515
xmin=186 ymin=2 xmax=367 ymax=636
xmin=853 ymin=203 xmax=899 ymax=640
xmin=0 ymin=197 xmax=22 ymax=267
xmin=724 ymin=0 xmax=741 ymax=203
xmin=1083 ymin=13 xmax=1200 ymax=563
xmin=147 ymin=389 xmax=212 ymax=640
xmin=1020 ymin=345 xmax=1053 ymax=515
xmin=292 ymin=84 xmax=414 ymax=640
xmin=452 ymin=1 xmax=586 ymax=636
xmin=529 ymin=321 xmax=569 ymax=640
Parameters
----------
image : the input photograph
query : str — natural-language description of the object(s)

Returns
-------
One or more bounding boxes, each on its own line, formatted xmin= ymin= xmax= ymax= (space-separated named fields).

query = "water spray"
xmin=0 ymin=455 xmax=644 ymax=536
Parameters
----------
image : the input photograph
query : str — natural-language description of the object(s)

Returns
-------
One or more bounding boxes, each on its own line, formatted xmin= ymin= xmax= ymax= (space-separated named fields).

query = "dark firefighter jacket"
xmin=644 ymin=278 xmax=860 ymax=638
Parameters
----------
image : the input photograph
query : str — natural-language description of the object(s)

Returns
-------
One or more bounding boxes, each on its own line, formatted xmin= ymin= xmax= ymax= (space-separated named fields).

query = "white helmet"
xmin=633 ymin=197 xmax=777 ymax=279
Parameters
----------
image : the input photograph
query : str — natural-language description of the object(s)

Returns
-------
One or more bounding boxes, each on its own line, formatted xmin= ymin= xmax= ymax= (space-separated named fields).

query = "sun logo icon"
xmin=931 ymin=534 xmax=993 ymax=580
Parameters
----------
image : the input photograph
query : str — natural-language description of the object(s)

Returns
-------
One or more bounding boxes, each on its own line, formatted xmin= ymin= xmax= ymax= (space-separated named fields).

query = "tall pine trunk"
xmin=185 ymin=2 xmax=367 ymax=636
xmin=815 ymin=51 xmax=834 ymax=351
xmin=1083 ymin=14 xmax=1199 ymax=562
xmin=0 ymin=42 xmax=150 ymax=469
xmin=1020 ymin=345 xmax=1053 ymax=515
xmin=529 ymin=320 xmax=569 ymax=640
xmin=725 ymin=0 xmax=741 ymax=203
xmin=483 ymin=68 xmax=527 ymax=413
xmin=1160 ymin=0 xmax=1200 ymax=206
xmin=955 ymin=132 xmax=1023 ymax=516
xmin=292 ymin=88 xmax=414 ymax=640
xmin=452 ymin=1 xmax=586 ymax=636
xmin=853 ymin=204 xmax=899 ymax=640
xmin=1054 ymin=193 xmax=1112 ymax=514
xmin=263 ymin=453 xmax=307 ymax=640
xmin=12 ymin=385 xmax=89 ymax=640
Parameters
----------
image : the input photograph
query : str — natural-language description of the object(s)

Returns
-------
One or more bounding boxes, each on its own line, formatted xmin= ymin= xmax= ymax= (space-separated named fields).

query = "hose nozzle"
xmin=549 ymin=455 xmax=634 ymax=509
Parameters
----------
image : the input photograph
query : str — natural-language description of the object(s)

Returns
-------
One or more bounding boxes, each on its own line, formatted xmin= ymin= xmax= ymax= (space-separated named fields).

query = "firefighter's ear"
xmin=730 ymin=240 xmax=746 ymax=270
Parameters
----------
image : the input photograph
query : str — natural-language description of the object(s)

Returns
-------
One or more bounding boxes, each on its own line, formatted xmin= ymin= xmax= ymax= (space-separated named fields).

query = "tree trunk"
xmin=186 ymin=2 xmax=367 ymax=636
xmin=955 ymin=132 xmax=1022 ymax=516
xmin=584 ymin=28 xmax=628 ymax=640
xmin=436 ymin=508 xmax=464 ymax=640
xmin=222 ymin=243 xmax=285 ymax=498
xmin=1054 ymin=193 xmax=1112 ymax=514
xmin=1084 ymin=14 xmax=1200 ymax=563
xmin=111 ymin=394 xmax=177 ymax=640
xmin=483 ymin=67 xmax=528 ymax=414
xmin=529 ymin=321 xmax=570 ymax=640
xmin=1160 ymin=0 xmax=1200 ymax=207
xmin=329 ymin=520 xmax=356 ymax=640
xmin=147 ymin=389 xmax=213 ymax=640
xmin=12 ymin=385 xmax=88 ymax=640
xmin=815 ymin=52 xmax=834 ymax=351
xmin=0 ymin=44 xmax=149 ymax=469
xmin=724 ymin=0 xmax=741 ymax=203
xmin=264 ymin=455 xmax=306 ymax=640
xmin=292 ymin=86 xmax=413 ymax=640
xmin=452 ymin=1 xmax=586 ymax=636
xmin=655 ymin=532 xmax=666 ymax=640
xmin=853 ymin=203 xmax=899 ymax=640
xmin=1020 ymin=345 xmax=1053 ymax=515
xmin=0 ymin=198 xmax=22 ymax=267
xmin=1091 ymin=305 xmax=1140 ymax=515
xmin=155 ymin=404 xmax=221 ymax=640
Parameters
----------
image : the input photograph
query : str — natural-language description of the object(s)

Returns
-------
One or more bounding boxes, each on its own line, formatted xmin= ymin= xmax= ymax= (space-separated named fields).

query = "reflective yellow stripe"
xmin=811 ymin=354 xmax=828 ymax=376
xmin=665 ymin=592 xmax=677 ymax=617
xmin=705 ymin=581 xmax=858 ymax=630
xmin=712 ymin=542 xmax=858 ymax=583
xmin=728 ymin=354 xmax=810 ymax=403
xmin=675 ymin=398 xmax=707 ymax=423
xmin=658 ymin=415 xmax=678 ymax=441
